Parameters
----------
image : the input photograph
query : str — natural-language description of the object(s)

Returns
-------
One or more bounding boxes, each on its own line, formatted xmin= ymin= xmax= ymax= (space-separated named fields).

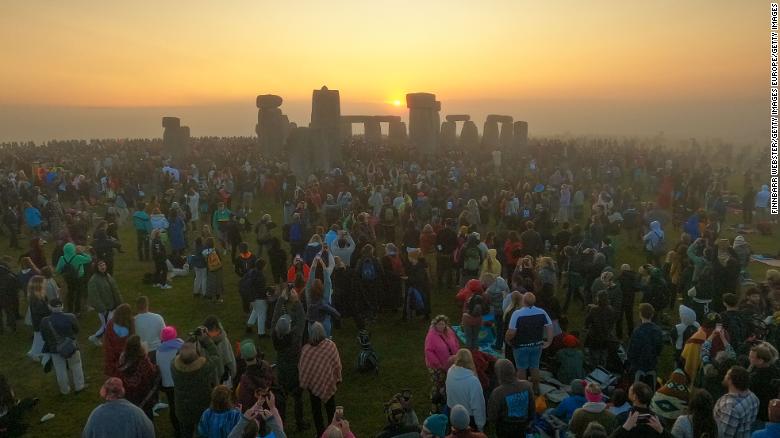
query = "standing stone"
xmin=340 ymin=120 xmax=353 ymax=143
xmin=256 ymin=94 xmax=288 ymax=157
xmin=440 ymin=121 xmax=457 ymax=149
xmin=178 ymin=126 xmax=190 ymax=142
xmin=364 ymin=118 xmax=382 ymax=145
xmin=482 ymin=118 xmax=500 ymax=149
xmin=499 ymin=120 xmax=514 ymax=150
xmin=406 ymin=92 xmax=440 ymax=154
xmin=310 ymin=86 xmax=342 ymax=163
xmin=162 ymin=116 xmax=183 ymax=152
xmin=388 ymin=121 xmax=407 ymax=146
xmin=459 ymin=121 xmax=479 ymax=149
xmin=513 ymin=121 xmax=528 ymax=150
xmin=162 ymin=117 xmax=180 ymax=129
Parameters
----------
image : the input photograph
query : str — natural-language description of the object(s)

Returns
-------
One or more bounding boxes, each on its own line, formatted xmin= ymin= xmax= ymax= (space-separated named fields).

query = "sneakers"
xmin=160 ymin=284 xmax=173 ymax=290
xmin=88 ymin=335 xmax=102 ymax=347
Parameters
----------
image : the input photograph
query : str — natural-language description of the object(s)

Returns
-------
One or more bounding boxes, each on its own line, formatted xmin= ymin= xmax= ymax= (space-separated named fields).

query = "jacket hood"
xmin=174 ymin=355 xmax=207 ymax=372
xmin=762 ymin=184 xmax=769 ymax=191
xmin=495 ymin=359 xmax=517 ymax=385
xmin=449 ymin=365 xmax=477 ymax=382
xmin=487 ymin=248 xmax=497 ymax=259
xmin=63 ymin=242 xmax=76 ymax=258
xmin=489 ymin=276 xmax=509 ymax=292
xmin=159 ymin=338 xmax=184 ymax=353
xmin=581 ymin=402 xmax=607 ymax=413
xmin=733 ymin=235 xmax=747 ymax=248
xmin=466 ymin=279 xmax=483 ymax=293
xmin=678 ymin=305 xmax=697 ymax=326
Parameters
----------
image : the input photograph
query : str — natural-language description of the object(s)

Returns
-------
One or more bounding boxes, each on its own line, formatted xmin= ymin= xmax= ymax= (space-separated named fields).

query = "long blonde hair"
xmin=504 ymin=291 xmax=523 ymax=319
xmin=453 ymin=348 xmax=476 ymax=373
xmin=27 ymin=275 xmax=46 ymax=301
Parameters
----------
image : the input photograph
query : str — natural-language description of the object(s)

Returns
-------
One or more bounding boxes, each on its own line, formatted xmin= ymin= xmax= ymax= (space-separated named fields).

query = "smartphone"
xmin=335 ymin=406 xmax=344 ymax=421
xmin=637 ymin=414 xmax=651 ymax=424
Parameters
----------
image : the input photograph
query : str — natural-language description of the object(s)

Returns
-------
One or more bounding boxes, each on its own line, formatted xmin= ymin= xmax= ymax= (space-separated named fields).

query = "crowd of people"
xmin=0 ymin=134 xmax=778 ymax=437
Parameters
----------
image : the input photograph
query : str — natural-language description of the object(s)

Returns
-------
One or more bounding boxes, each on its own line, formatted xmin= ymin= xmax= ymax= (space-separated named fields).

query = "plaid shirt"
xmin=298 ymin=339 xmax=342 ymax=401
xmin=714 ymin=390 xmax=759 ymax=438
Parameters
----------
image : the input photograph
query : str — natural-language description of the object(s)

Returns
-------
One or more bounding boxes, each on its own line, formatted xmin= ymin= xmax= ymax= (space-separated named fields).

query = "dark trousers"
xmin=161 ymin=386 xmax=181 ymax=438
xmin=137 ymin=230 xmax=150 ymax=261
xmin=615 ymin=301 xmax=634 ymax=339
xmin=6 ymin=225 xmax=19 ymax=249
xmin=65 ymin=278 xmax=83 ymax=314
xmin=309 ymin=393 xmax=335 ymax=437
xmin=436 ymin=254 xmax=455 ymax=288
xmin=154 ymin=259 xmax=168 ymax=285
xmin=0 ymin=294 xmax=18 ymax=333
xmin=279 ymin=387 xmax=305 ymax=429
xmin=381 ymin=224 xmax=395 ymax=243
xmin=563 ymin=273 xmax=583 ymax=312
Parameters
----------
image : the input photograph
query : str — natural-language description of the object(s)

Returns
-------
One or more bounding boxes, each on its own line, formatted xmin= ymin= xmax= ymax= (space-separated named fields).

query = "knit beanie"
xmin=423 ymin=414 xmax=449 ymax=437
xmin=657 ymin=369 xmax=689 ymax=401
xmin=276 ymin=315 xmax=291 ymax=336
xmin=160 ymin=326 xmax=177 ymax=342
xmin=240 ymin=339 xmax=257 ymax=360
xmin=449 ymin=404 xmax=470 ymax=431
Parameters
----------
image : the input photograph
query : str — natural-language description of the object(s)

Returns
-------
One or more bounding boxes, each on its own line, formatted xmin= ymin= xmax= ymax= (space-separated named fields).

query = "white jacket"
xmin=445 ymin=365 xmax=486 ymax=430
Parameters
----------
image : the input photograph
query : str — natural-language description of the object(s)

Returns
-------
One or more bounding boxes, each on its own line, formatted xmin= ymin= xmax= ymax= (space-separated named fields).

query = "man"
xmin=627 ymin=303 xmax=663 ymax=386
xmin=82 ymin=378 xmax=154 ymax=438
xmin=519 ymin=221 xmax=543 ymax=258
xmin=435 ymin=219 xmax=458 ymax=289
xmin=203 ymin=315 xmax=237 ymax=386
xmin=171 ymin=331 xmax=221 ymax=438
xmin=487 ymin=358 xmax=534 ymax=437
xmin=748 ymin=341 xmax=780 ymax=426
xmin=40 ymin=298 xmax=86 ymax=395
xmin=446 ymin=404 xmax=487 ymax=438
xmin=505 ymin=292 xmax=553 ymax=393
xmin=713 ymin=366 xmax=759 ymax=438
xmin=0 ymin=256 xmax=20 ymax=334
xmin=752 ymin=399 xmax=780 ymax=438
xmin=132 ymin=202 xmax=151 ymax=262
xmin=134 ymin=296 xmax=166 ymax=353
xmin=54 ymin=242 xmax=93 ymax=315
xmin=611 ymin=382 xmax=668 ymax=437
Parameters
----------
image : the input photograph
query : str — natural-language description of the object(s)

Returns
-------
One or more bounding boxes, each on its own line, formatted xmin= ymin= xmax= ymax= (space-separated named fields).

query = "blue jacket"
xmin=553 ymin=395 xmax=586 ymax=423
xmin=132 ymin=211 xmax=151 ymax=232
xmin=197 ymin=408 xmax=242 ymax=438
xmin=24 ymin=207 xmax=41 ymax=227
xmin=753 ymin=422 xmax=780 ymax=438
xmin=627 ymin=322 xmax=664 ymax=372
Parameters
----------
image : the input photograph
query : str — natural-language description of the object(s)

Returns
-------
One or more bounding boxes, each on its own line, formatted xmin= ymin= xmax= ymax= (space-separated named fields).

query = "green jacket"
xmin=172 ymin=338 xmax=220 ymax=428
xmin=87 ymin=272 xmax=122 ymax=313
xmin=55 ymin=243 xmax=93 ymax=278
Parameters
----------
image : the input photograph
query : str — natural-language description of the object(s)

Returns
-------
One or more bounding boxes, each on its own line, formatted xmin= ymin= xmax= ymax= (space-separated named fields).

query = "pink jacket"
xmin=424 ymin=326 xmax=460 ymax=370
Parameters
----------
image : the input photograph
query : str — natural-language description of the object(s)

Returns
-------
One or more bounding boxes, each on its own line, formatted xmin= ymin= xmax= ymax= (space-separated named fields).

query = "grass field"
xmin=0 ymin=195 xmax=777 ymax=438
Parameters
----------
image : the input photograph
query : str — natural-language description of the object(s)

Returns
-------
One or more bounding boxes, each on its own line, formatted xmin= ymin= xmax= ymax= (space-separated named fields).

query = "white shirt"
xmin=134 ymin=312 xmax=165 ymax=351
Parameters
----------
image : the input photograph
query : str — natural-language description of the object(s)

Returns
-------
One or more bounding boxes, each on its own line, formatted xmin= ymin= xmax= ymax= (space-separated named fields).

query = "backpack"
xmin=289 ymin=223 xmax=302 ymax=242
xmin=466 ymin=293 xmax=486 ymax=317
xmin=61 ymin=257 xmax=79 ymax=284
xmin=651 ymin=232 xmax=666 ymax=256
xmin=408 ymin=287 xmax=425 ymax=312
xmin=360 ymin=259 xmax=377 ymax=281
xmin=207 ymin=251 xmax=222 ymax=271
xmin=463 ymin=246 xmax=481 ymax=272
xmin=356 ymin=330 xmax=379 ymax=374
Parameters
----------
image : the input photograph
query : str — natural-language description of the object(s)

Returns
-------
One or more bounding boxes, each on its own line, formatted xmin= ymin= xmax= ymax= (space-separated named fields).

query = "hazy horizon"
xmin=0 ymin=1 xmax=766 ymax=145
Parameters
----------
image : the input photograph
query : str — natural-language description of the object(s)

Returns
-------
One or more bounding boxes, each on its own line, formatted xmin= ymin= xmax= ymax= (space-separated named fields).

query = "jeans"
xmin=309 ymin=393 xmax=336 ymax=437
xmin=50 ymin=351 xmax=85 ymax=394
xmin=247 ymin=299 xmax=268 ymax=335
xmin=28 ymin=331 xmax=45 ymax=358
xmin=136 ymin=229 xmax=150 ymax=261
xmin=513 ymin=345 xmax=543 ymax=370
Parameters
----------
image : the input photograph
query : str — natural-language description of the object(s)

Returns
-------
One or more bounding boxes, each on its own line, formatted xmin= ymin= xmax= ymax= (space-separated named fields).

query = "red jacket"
xmin=103 ymin=320 xmax=129 ymax=378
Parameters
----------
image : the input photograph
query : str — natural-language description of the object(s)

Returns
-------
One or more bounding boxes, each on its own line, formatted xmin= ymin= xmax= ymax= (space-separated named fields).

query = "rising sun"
xmin=393 ymin=99 xmax=401 ymax=106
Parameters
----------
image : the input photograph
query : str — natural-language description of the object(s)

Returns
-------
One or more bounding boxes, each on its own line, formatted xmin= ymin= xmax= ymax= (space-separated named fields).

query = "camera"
xmin=189 ymin=326 xmax=207 ymax=340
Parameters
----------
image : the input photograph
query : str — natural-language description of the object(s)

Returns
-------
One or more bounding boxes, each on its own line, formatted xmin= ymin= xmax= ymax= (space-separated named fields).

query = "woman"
xmin=502 ymin=291 xmax=524 ymax=364
xmin=419 ymin=224 xmax=438 ymax=280
xmin=168 ymin=209 xmax=187 ymax=259
xmin=298 ymin=322 xmax=342 ymax=437
xmin=381 ymin=243 xmax=405 ymax=313
xmin=197 ymin=385 xmax=243 ymax=438
xmin=26 ymin=276 xmax=50 ymax=361
xmin=103 ymin=303 xmax=133 ymax=378
xmin=670 ymin=389 xmax=717 ymax=438
xmin=117 ymin=335 xmax=159 ymax=419
xmin=87 ymin=260 xmax=123 ymax=346
xmin=480 ymin=248 xmax=501 ymax=277
xmin=424 ymin=315 xmax=460 ymax=414
xmin=584 ymin=291 xmax=616 ymax=368
xmin=405 ymin=249 xmax=431 ymax=320
xmin=203 ymin=237 xmax=225 ymax=303
xmin=643 ymin=220 xmax=665 ymax=266
xmin=41 ymin=266 xmax=60 ymax=301
xmin=445 ymin=349 xmax=486 ymax=432
xmin=150 ymin=229 xmax=171 ymax=289
xmin=352 ymin=244 xmax=384 ymax=322
xmin=21 ymin=237 xmax=47 ymax=272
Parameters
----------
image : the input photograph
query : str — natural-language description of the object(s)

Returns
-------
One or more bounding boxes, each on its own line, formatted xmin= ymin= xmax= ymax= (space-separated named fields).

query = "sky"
xmin=0 ymin=1 xmax=766 ymax=143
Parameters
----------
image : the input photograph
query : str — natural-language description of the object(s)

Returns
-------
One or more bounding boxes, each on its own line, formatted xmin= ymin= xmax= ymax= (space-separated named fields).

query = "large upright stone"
xmin=162 ymin=116 xmax=183 ymax=152
xmin=406 ymin=92 xmax=440 ymax=154
xmin=499 ymin=121 xmax=514 ymax=150
xmin=440 ymin=121 xmax=457 ymax=149
xmin=364 ymin=118 xmax=382 ymax=144
xmin=256 ymin=94 xmax=288 ymax=156
xmin=162 ymin=117 xmax=180 ymax=129
xmin=287 ymin=127 xmax=329 ymax=180
xmin=482 ymin=119 xmax=500 ymax=149
xmin=513 ymin=121 xmax=528 ymax=150
xmin=310 ymin=86 xmax=341 ymax=162
xmin=388 ymin=121 xmax=407 ymax=146
xmin=459 ymin=121 xmax=479 ymax=149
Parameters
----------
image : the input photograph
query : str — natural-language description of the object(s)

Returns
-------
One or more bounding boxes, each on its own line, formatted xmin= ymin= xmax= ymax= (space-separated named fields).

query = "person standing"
xmin=86 ymin=260 xmax=123 ymax=347
xmin=298 ymin=322 xmax=342 ymax=437
xmin=117 ymin=335 xmax=159 ymax=419
xmin=505 ymin=292 xmax=553 ymax=393
xmin=40 ymin=298 xmax=86 ymax=395
xmin=155 ymin=326 xmax=184 ymax=438
xmin=172 ymin=333 xmax=221 ymax=438
xmin=26 ymin=276 xmax=50 ymax=361
xmin=445 ymin=349 xmax=486 ymax=432
xmin=713 ymin=366 xmax=760 ymax=438
xmin=425 ymin=315 xmax=460 ymax=414
xmin=133 ymin=296 xmax=165 ymax=353
xmin=487 ymin=358 xmax=534 ymax=437
xmin=150 ymin=229 xmax=171 ymax=289
xmin=627 ymin=303 xmax=663 ymax=387
xmin=82 ymin=378 xmax=155 ymax=438
xmin=132 ymin=202 xmax=151 ymax=262
xmin=54 ymin=242 xmax=92 ymax=316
